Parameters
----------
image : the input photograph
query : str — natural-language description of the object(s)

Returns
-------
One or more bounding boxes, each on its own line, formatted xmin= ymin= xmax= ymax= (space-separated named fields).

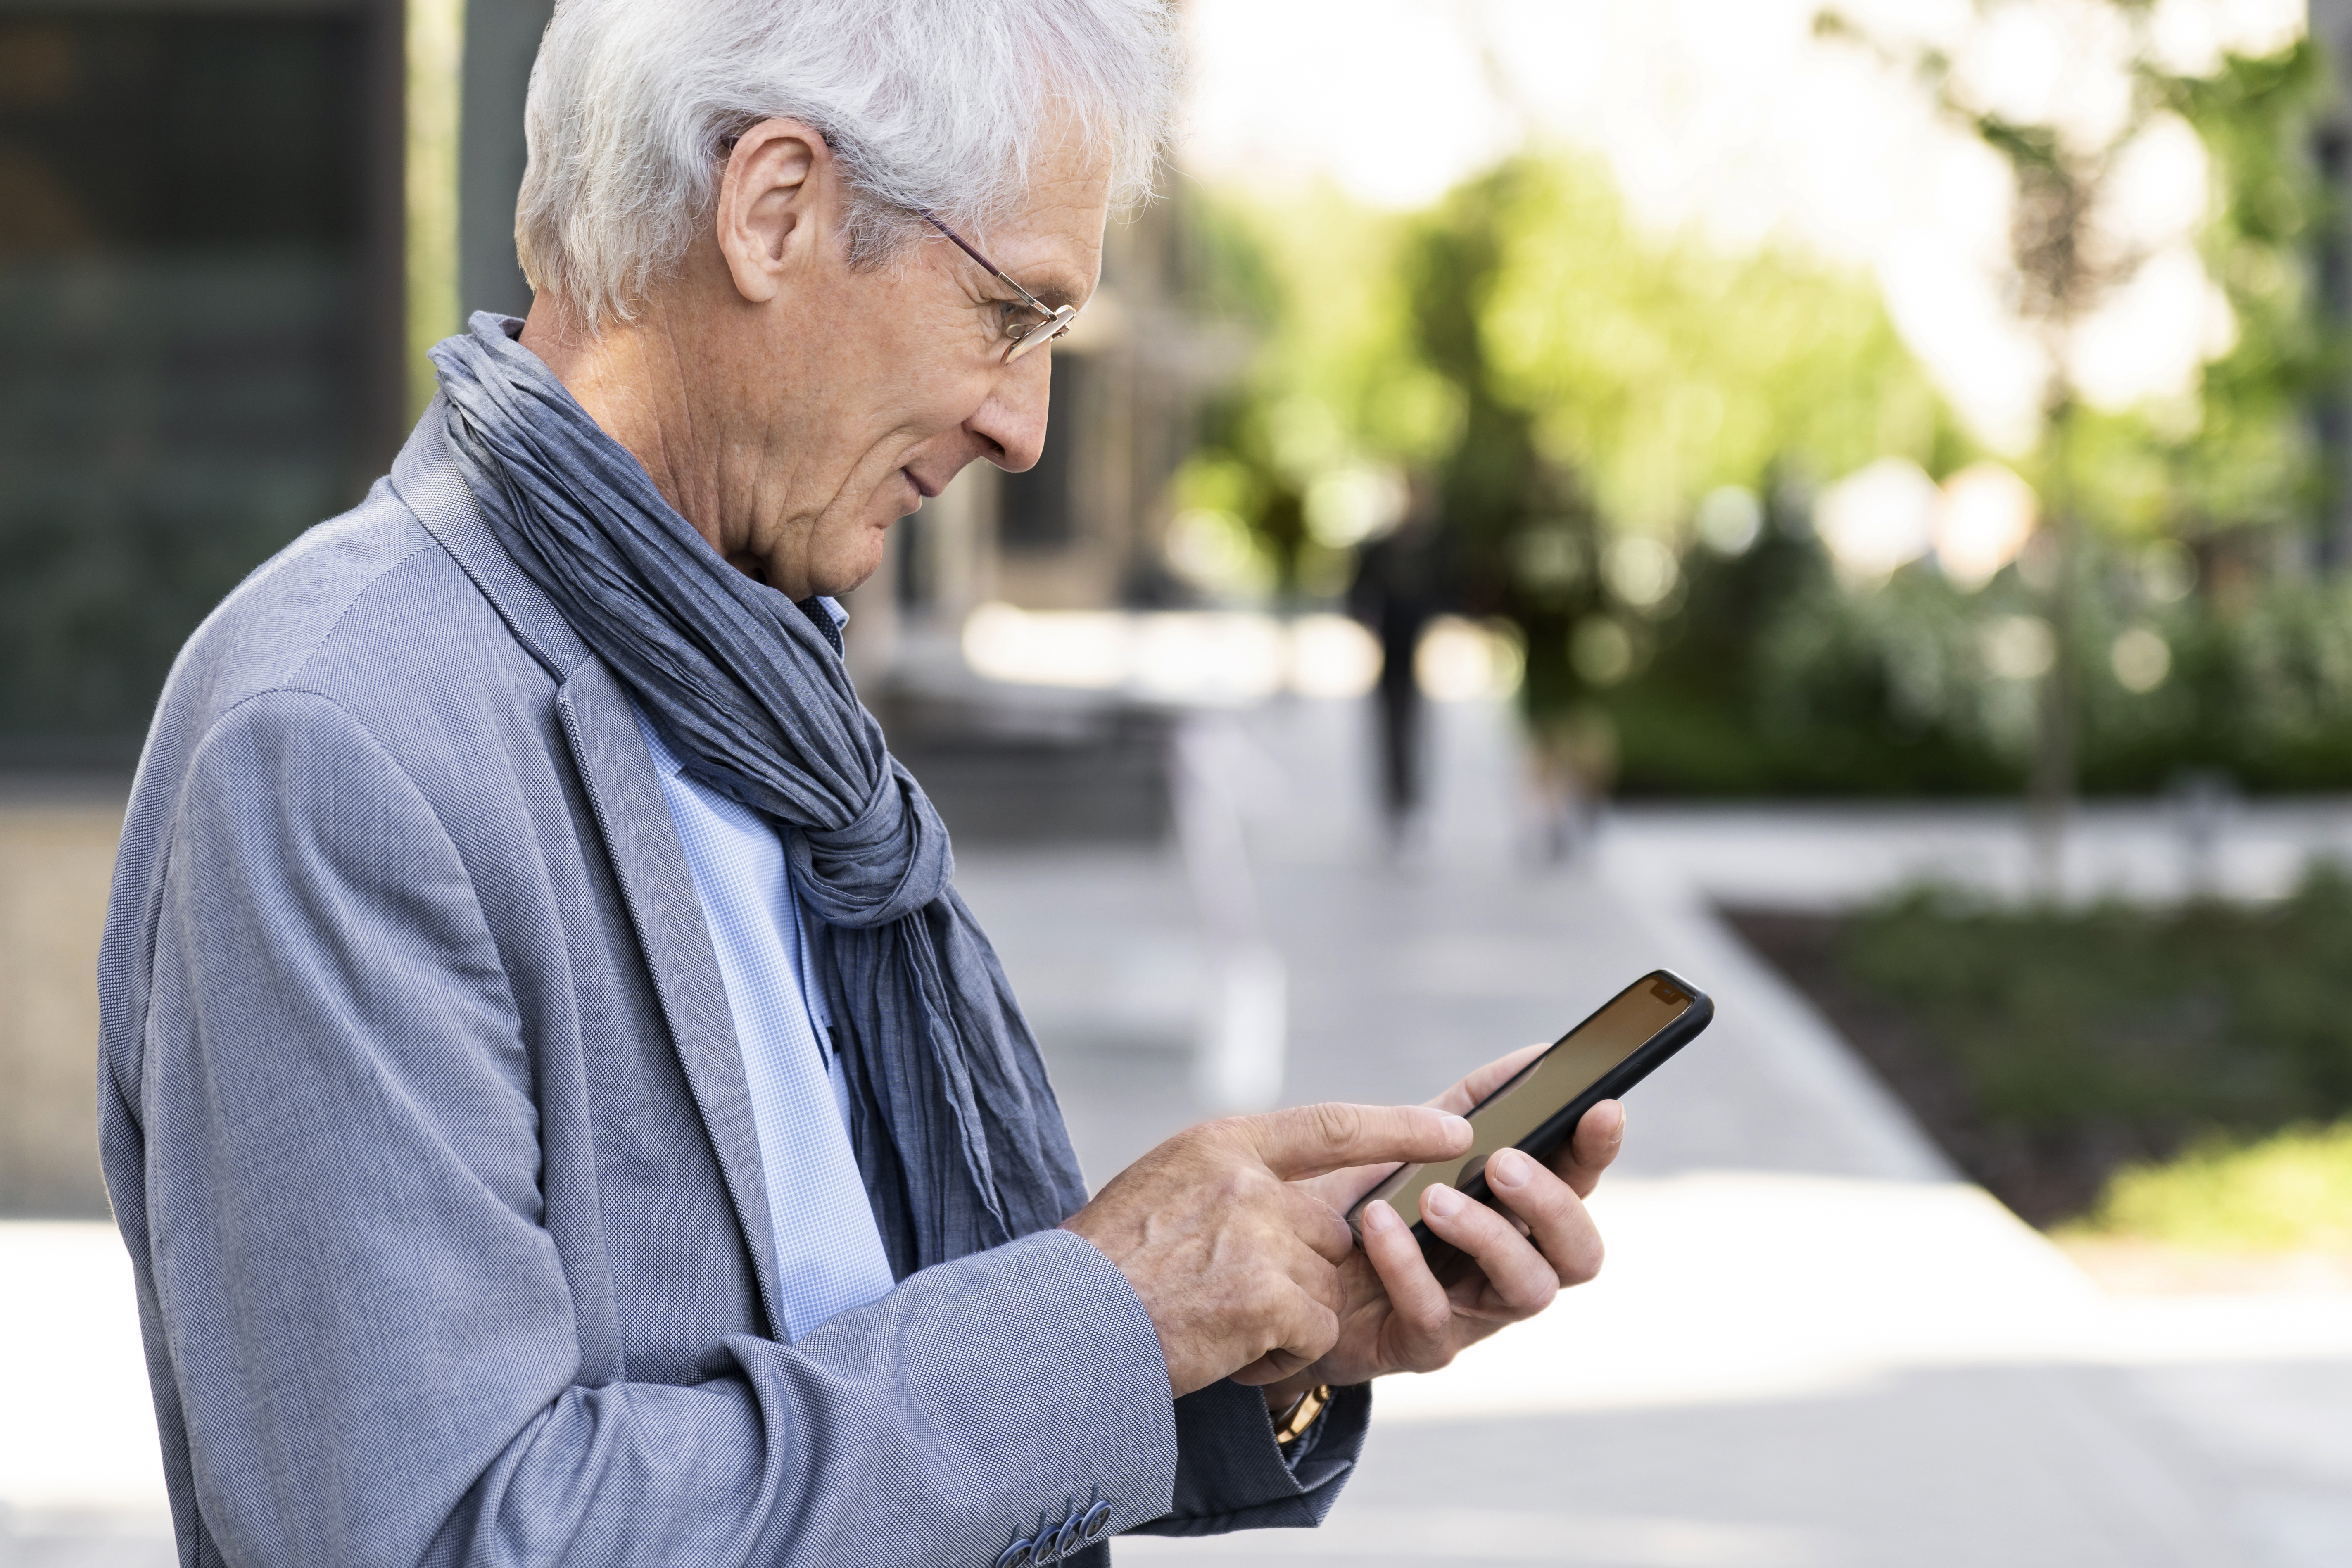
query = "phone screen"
xmin=1361 ymin=974 xmax=1695 ymax=1224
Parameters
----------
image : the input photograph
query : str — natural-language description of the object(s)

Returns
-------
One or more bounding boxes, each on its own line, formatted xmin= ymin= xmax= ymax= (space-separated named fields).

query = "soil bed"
xmin=1722 ymin=870 xmax=2352 ymax=1233
xmin=1724 ymin=908 xmax=2129 ymax=1226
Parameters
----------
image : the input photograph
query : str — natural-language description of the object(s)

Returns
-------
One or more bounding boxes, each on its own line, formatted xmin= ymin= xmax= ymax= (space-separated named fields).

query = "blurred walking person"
xmin=1349 ymin=479 xmax=1447 ymax=851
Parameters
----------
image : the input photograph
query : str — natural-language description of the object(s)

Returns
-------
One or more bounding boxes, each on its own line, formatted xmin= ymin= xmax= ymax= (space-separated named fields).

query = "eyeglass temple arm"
xmin=920 ymin=211 xmax=1057 ymax=316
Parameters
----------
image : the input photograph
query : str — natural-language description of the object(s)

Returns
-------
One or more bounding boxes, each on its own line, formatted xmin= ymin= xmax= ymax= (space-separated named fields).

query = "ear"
xmin=713 ymin=118 xmax=834 ymax=305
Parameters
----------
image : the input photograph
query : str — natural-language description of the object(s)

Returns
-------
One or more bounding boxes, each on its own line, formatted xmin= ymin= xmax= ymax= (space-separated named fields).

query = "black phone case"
xmin=1352 ymin=968 xmax=1715 ymax=1269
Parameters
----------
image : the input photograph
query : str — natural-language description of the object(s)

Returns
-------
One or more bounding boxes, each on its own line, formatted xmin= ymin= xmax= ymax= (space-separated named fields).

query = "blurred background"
xmin=7 ymin=0 xmax=2352 ymax=1564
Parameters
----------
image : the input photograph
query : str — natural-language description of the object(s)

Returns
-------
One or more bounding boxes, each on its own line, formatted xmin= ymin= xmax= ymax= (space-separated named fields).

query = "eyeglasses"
xmin=921 ymin=211 xmax=1079 ymax=364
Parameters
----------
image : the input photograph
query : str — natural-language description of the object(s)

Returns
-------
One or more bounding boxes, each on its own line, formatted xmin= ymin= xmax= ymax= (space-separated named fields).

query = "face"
xmin=665 ymin=121 xmax=1111 ymax=599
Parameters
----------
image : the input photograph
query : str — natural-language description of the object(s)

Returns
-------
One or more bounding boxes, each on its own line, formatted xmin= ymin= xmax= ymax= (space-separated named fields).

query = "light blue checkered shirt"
xmin=634 ymin=703 xmax=897 ymax=1342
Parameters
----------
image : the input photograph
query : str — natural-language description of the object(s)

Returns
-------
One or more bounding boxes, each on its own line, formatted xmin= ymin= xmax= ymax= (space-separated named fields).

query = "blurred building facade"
xmin=0 ymin=0 xmax=408 ymax=764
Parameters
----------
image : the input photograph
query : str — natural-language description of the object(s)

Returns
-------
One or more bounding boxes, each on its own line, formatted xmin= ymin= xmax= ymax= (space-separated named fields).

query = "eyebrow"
xmin=970 ymin=259 xmax=1084 ymax=312
xmin=1005 ymin=273 xmax=1084 ymax=311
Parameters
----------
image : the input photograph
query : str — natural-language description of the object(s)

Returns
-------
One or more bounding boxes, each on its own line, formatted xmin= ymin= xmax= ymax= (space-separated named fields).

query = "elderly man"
xmin=97 ymin=1 xmax=1625 ymax=1563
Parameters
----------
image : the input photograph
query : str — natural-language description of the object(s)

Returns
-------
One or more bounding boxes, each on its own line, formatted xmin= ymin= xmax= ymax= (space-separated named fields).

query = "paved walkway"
xmin=7 ymin=696 xmax=2351 ymax=1567
xmin=964 ymin=697 xmax=2352 ymax=1568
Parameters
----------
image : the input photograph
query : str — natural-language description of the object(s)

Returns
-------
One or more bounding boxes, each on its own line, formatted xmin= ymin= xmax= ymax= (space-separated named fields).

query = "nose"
xmin=967 ymin=354 xmax=1052 ymax=474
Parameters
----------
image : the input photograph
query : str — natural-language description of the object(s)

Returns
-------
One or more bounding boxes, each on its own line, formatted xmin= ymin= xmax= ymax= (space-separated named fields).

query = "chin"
xmin=807 ymin=523 xmax=893 ymax=599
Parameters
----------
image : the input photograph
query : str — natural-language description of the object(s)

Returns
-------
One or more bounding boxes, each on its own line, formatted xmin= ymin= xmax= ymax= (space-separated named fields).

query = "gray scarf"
xmin=430 ymin=312 xmax=1086 ymax=1277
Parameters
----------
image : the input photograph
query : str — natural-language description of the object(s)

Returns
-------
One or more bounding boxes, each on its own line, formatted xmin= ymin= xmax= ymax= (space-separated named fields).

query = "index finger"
xmin=1237 ymin=1102 xmax=1473 ymax=1181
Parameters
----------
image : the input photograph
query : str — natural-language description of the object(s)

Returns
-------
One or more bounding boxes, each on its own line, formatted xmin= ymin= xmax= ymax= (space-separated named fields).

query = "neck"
xmin=518 ymin=295 xmax=767 ymax=582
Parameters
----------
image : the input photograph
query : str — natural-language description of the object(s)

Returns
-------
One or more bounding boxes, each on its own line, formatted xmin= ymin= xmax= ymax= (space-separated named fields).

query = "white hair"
xmin=515 ymin=0 xmax=1181 ymax=327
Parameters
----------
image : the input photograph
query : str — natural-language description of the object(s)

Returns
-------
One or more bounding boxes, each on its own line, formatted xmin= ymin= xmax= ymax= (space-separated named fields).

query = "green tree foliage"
xmin=2137 ymin=40 xmax=2333 ymax=538
xmin=1189 ymin=183 xmax=1461 ymax=472
xmin=2012 ymin=40 xmax=2333 ymax=550
xmin=1181 ymin=18 xmax=2335 ymax=798
xmin=1747 ymin=551 xmax=2352 ymax=794
xmin=1183 ymin=155 xmax=1950 ymax=706
xmin=1473 ymin=157 xmax=1947 ymax=532
xmin=1393 ymin=156 xmax=1954 ymax=755
xmin=1175 ymin=185 xmax=1457 ymax=597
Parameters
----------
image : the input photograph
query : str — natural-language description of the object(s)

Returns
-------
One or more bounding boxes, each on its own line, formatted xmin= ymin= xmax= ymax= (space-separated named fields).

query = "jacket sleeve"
xmin=1131 ymin=1380 xmax=1371 ymax=1537
xmin=129 ymin=689 xmax=1181 ymax=1568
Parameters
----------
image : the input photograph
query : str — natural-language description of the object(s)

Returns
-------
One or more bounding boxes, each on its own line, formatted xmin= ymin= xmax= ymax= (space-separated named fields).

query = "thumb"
xmin=1238 ymin=1102 xmax=1473 ymax=1181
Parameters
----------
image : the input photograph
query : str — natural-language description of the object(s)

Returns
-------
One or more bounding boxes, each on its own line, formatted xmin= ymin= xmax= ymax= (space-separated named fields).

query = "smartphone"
xmin=1346 ymin=969 xmax=1713 ymax=1263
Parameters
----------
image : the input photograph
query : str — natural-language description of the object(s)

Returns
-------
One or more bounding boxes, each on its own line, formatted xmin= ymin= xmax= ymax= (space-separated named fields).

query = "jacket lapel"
xmin=390 ymin=407 xmax=790 ymax=1337
xmin=556 ymin=666 xmax=790 ymax=1338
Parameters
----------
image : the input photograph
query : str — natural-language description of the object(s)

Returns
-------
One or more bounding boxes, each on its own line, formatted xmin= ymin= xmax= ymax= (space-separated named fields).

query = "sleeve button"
xmin=1082 ymin=1500 xmax=1113 ymax=1541
xmin=993 ymin=1538 xmax=1034 ymax=1568
xmin=1056 ymin=1511 xmax=1090 ymax=1558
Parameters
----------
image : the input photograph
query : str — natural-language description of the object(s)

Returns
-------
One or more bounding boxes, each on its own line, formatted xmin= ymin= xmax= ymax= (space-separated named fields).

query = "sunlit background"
xmin=5 ymin=2 xmax=2352 ymax=1565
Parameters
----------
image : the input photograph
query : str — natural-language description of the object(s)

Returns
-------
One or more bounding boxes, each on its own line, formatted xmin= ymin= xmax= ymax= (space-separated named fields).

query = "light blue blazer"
xmin=97 ymin=410 xmax=1368 ymax=1568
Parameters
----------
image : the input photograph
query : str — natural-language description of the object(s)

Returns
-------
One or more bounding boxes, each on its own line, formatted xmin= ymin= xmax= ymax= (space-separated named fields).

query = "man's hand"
xmin=1062 ymin=1103 xmax=1473 ymax=1397
xmin=1266 ymin=1047 xmax=1628 ymax=1401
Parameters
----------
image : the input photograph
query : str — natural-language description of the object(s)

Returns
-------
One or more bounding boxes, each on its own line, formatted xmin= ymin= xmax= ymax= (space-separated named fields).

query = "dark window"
xmin=996 ymin=355 xmax=1083 ymax=552
xmin=0 ymin=9 xmax=389 ymax=753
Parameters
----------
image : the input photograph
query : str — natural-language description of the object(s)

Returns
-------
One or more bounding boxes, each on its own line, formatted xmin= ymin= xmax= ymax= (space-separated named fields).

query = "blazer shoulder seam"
xmin=267 ymin=535 xmax=458 ymax=695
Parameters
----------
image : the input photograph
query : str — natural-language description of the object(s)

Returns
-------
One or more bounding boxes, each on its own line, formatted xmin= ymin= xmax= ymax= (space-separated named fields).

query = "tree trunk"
xmin=2029 ymin=409 xmax=2078 ymax=898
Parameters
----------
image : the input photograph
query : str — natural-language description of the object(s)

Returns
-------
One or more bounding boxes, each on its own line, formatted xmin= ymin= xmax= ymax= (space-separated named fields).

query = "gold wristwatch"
xmin=1270 ymin=1384 xmax=1331 ymax=1447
